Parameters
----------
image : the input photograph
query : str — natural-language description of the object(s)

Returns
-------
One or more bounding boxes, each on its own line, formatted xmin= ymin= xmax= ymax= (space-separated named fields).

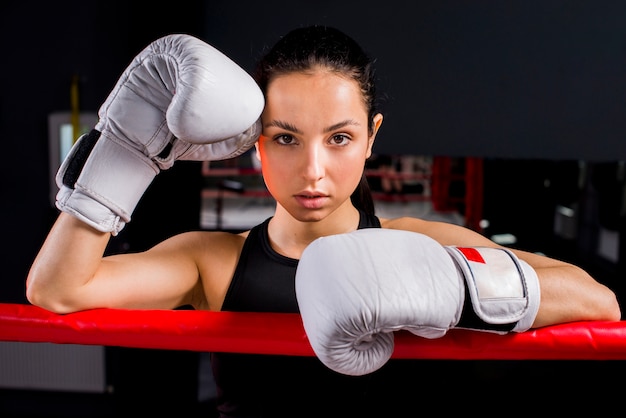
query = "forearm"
xmin=26 ymin=212 xmax=110 ymax=313
xmin=532 ymin=263 xmax=622 ymax=327
xmin=418 ymin=220 xmax=622 ymax=326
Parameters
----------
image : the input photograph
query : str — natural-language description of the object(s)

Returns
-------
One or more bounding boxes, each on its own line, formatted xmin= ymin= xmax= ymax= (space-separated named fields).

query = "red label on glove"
xmin=457 ymin=247 xmax=486 ymax=264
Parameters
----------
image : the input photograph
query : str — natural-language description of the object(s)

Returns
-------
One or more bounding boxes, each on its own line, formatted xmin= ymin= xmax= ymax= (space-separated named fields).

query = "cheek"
xmin=258 ymin=147 xmax=288 ymax=191
xmin=261 ymin=157 xmax=282 ymax=183
xmin=331 ymin=150 xmax=367 ymax=188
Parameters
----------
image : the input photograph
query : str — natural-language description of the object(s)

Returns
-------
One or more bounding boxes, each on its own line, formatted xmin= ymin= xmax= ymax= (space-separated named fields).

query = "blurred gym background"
xmin=2 ymin=1 xmax=626 ymax=415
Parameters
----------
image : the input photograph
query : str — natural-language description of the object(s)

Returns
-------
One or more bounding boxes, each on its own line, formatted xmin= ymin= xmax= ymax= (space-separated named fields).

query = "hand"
xmin=295 ymin=228 xmax=539 ymax=376
xmin=56 ymin=34 xmax=264 ymax=234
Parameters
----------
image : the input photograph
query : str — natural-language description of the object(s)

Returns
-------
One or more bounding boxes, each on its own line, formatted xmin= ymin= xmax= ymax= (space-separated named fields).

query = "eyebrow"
xmin=265 ymin=120 xmax=301 ymax=133
xmin=325 ymin=119 xmax=362 ymax=133
xmin=265 ymin=119 xmax=362 ymax=134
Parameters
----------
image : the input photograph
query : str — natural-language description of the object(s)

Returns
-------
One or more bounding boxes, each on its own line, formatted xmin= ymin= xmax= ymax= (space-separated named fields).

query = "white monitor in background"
xmin=47 ymin=111 xmax=98 ymax=207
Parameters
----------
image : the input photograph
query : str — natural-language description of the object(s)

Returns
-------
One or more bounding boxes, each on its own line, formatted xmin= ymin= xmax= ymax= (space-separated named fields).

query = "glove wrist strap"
xmin=446 ymin=246 xmax=541 ymax=334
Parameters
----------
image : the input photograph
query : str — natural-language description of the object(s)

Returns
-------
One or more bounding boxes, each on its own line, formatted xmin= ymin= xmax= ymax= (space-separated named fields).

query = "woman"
xmin=27 ymin=25 xmax=621 ymax=416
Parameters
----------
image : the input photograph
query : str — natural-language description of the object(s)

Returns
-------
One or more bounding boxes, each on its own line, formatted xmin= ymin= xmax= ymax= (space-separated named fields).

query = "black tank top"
xmin=212 ymin=211 xmax=381 ymax=417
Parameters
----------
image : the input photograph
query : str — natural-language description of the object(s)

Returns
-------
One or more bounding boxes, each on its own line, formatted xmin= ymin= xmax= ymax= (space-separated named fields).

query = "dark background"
xmin=3 ymin=0 xmax=626 ymax=303
xmin=205 ymin=1 xmax=626 ymax=160
xmin=2 ymin=0 xmax=626 ymax=415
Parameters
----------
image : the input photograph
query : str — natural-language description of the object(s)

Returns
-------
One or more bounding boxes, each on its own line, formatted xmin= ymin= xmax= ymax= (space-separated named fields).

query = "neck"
xmin=268 ymin=203 xmax=360 ymax=259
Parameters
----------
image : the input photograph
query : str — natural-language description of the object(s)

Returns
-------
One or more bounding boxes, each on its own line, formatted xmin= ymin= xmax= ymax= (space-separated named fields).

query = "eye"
xmin=329 ymin=134 xmax=350 ymax=146
xmin=274 ymin=134 xmax=297 ymax=145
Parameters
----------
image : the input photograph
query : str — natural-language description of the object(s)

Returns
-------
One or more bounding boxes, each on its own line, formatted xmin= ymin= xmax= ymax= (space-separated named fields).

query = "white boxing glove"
xmin=56 ymin=34 xmax=264 ymax=235
xmin=295 ymin=228 xmax=540 ymax=376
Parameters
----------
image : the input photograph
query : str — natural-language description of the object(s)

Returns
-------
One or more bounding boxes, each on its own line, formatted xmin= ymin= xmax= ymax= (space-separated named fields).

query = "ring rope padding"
xmin=1 ymin=303 xmax=625 ymax=359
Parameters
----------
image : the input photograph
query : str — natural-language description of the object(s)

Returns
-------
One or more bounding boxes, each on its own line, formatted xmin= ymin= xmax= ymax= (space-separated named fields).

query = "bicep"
xmin=80 ymin=236 xmax=203 ymax=310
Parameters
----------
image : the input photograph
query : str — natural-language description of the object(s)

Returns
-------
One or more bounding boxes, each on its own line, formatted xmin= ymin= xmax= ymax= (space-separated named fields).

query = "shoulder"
xmin=153 ymin=230 xmax=247 ymax=274
xmin=163 ymin=230 xmax=247 ymax=311
xmin=159 ymin=229 xmax=246 ymax=252
xmin=379 ymin=216 xmax=495 ymax=247
xmin=380 ymin=216 xmax=452 ymax=234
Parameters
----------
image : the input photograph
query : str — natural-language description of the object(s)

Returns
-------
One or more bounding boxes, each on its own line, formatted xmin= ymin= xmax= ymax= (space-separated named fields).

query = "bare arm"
xmin=26 ymin=35 xmax=265 ymax=315
xmin=383 ymin=217 xmax=622 ymax=327
xmin=26 ymin=213 xmax=204 ymax=314
xmin=516 ymin=249 xmax=622 ymax=327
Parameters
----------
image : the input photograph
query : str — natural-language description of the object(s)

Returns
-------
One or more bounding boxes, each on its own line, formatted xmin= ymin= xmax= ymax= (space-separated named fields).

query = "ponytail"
xmin=350 ymin=173 xmax=375 ymax=216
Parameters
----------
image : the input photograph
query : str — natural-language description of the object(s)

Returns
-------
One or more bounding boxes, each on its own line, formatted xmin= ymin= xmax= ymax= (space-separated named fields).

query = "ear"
xmin=366 ymin=113 xmax=384 ymax=159
xmin=250 ymin=141 xmax=262 ymax=170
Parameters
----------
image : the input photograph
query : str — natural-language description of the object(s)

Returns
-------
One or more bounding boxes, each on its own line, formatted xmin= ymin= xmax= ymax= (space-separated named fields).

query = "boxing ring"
xmin=2 ymin=303 xmax=626 ymax=360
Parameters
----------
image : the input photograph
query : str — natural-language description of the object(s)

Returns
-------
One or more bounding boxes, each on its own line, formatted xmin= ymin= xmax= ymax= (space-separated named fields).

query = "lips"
xmin=294 ymin=192 xmax=328 ymax=209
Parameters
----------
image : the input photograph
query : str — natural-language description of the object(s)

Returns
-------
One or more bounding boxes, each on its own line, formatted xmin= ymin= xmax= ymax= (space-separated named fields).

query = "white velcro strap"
xmin=445 ymin=246 xmax=540 ymax=332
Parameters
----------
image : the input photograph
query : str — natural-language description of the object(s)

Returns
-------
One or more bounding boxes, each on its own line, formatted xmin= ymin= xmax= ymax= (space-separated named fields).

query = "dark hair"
xmin=253 ymin=25 xmax=380 ymax=216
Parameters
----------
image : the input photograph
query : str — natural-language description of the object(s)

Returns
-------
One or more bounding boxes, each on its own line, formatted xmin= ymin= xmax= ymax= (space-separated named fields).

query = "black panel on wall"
xmin=1 ymin=1 xmax=130 ymax=303
xmin=1 ymin=0 xmax=207 ymax=303
xmin=202 ymin=0 xmax=626 ymax=160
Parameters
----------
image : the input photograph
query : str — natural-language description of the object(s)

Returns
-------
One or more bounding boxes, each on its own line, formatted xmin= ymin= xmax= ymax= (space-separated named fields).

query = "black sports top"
xmin=211 ymin=211 xmax=381 ymax=417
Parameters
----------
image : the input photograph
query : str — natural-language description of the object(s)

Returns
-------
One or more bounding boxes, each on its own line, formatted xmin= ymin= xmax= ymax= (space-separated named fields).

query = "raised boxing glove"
xmin=295 ymin=228 xmax=540 ymax=376
xmin=56 ymin=34 xmax=264 ymax=235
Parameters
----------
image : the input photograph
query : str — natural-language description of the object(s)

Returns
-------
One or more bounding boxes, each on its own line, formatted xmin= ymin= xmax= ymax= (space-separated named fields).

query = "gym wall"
xmin=2 ymin=1 xmax=625 ymax=305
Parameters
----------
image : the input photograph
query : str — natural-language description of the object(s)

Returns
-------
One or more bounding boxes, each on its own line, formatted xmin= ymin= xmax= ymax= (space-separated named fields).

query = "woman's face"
xmin=256 ymin=68 xmax=382 ymax=222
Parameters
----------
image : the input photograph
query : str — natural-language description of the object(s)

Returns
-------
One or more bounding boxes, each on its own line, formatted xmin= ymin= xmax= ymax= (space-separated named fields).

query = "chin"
xmin=289 ymin=208 xmax=330 ymax=223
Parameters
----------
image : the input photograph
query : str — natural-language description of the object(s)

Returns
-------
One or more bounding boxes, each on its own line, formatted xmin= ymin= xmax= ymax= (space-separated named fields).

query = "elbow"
xmin=585 ymin=282 xmax=622 ymax=322
xmin=606 ymin=289 xmax=622 ymax=322
xmin=26 ymin=271 xmax=76 ymax=315
xmin=589 ymin=282 xmax=622 ymax=322
xmin=25 ymin=281 xmax=60 ymax=314
xmin=26 ymin=289 xmax=79 ymax=315
xmin=25 ymin=268 xmax=45 ymax=308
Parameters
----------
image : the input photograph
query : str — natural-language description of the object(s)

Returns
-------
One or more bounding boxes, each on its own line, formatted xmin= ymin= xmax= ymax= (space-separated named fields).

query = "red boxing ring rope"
xmin=1 ymin=303 xmax=626 ymax=360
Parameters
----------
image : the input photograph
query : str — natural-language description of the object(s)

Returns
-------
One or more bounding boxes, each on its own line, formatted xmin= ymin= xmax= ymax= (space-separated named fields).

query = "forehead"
xmin=265 ymin=69 xmax=366 ymax=114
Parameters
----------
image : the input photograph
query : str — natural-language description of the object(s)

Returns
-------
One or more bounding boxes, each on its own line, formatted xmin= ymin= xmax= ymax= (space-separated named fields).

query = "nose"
xmin=301 ymin=142 xmax=325 ymax=182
